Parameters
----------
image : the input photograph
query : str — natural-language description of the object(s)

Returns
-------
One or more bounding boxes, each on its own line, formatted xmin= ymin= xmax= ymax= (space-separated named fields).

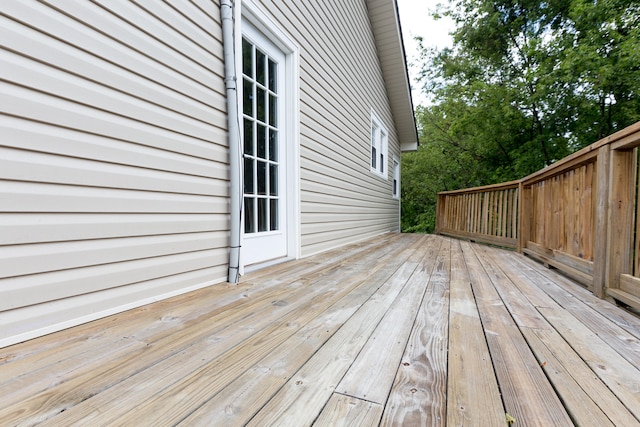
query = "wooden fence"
xmin=436 ymin=121 xmax=640 ymax=309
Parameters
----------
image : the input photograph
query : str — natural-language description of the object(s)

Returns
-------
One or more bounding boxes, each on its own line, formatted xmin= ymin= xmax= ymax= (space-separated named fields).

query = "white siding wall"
xmin=0 ymin=0 xmax=230 ymax=347
xmin=251 ymin=0 xmax=402 ymax=256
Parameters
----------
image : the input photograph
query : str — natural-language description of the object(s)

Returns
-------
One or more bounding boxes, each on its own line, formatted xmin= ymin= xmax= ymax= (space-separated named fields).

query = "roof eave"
xmin=367 ymin=0 xmax=419 ymax=152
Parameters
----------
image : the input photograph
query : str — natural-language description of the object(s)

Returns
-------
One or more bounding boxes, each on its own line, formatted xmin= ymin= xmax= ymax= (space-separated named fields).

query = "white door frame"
xmin=237 ymin=1 xmax=300 ymax=273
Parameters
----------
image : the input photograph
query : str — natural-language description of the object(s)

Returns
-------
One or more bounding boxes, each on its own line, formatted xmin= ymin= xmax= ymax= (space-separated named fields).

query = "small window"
xmin=370 ymin=112 xmax=388 ymax=178
xmin=392 ymin=157 xmax=400 ymax=199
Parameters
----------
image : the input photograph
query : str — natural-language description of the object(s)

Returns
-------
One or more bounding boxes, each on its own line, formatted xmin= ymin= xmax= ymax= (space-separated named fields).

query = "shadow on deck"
xmin=1 ymin=233 xmax=639 ymax=426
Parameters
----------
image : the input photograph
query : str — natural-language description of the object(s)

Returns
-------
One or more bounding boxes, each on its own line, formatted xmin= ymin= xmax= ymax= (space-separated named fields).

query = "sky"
xmin=396 ymin=0 xmax=455 ymax=105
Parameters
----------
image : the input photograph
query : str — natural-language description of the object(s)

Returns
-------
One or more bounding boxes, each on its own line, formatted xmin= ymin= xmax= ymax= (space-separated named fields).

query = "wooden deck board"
xmin=462 ymin=241 xmax=574 ymax=426
xmin=244 ymin=252 xmax=426 ymax=425
xmin=37 ymin=234 xmax=420 ymax=427
xmin=446 ymin=241 xmax=504 ymax=426
xmin=380 ymin=237 xmax=450 ymax=426
xmin=314 ymin=394 xmax=383 ymax=427
xmin=476 ymin=245 xmax=640 ymax=426
xmin=1 ymin=234 xmax=640 ymax=426
xmin=335 ymin=235 xmax=441 ymax=404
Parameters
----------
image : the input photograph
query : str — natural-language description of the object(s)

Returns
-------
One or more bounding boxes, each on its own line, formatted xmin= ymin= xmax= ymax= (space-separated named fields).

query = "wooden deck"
xmin=2 ymin=233 xmax=640 ymax=426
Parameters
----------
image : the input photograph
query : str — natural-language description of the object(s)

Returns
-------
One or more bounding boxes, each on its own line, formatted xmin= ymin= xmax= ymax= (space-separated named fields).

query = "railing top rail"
xmin=438 ymin=180 xmax=521 ymax=196
xmin=522 ymin=121 xmax=640 ymax=185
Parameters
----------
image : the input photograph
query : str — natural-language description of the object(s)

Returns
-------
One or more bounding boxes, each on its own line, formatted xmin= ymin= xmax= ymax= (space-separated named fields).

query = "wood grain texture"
xmin=243 ymin=262 xmax=421 ymax=426
xmin=463 ymin=242 xmax=574 ymax=426
xmin=37 ymin=235 xmax=418 ymax=427
xmin=538 ymin=305 xmax=640 ymax=421
xmin=524 ymin=328 xmax=639 ymax=427
xmin=313 ymin=394 xmax=383 ymax=427
xmin=446 ymin=242 xmax=505 ymax=427
xmin=3 ymin=234 xmax=640 ymax=426
xmin=335 ymin=236 xmax=441 ymax=404
xmin=380 ymin=239 xmax=450 ymax=427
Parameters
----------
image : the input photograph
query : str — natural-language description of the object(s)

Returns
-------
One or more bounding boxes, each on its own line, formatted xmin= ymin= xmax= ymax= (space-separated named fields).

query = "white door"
xmin=241 ymin=25 xmax=288 ymax=266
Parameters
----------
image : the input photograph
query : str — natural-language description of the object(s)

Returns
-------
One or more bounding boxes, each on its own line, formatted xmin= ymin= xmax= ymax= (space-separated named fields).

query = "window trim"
xmin=370 ymin=111 xmax=388 ymax=179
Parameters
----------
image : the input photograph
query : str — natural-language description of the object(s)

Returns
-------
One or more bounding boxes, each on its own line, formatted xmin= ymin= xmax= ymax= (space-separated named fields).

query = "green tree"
xmin=402 ymin=0 xmax=640 ymax=233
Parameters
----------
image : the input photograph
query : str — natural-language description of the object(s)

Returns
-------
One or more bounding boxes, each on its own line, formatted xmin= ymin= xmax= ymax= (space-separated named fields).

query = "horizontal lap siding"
xmin=0 ymin=0 xmax=229 ymax=346
xmin=254 ymin=0 xmax=401 ymax=257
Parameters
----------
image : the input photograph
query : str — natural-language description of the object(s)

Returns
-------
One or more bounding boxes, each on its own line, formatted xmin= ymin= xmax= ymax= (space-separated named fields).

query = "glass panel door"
xmin=240 ymin=23 xmax=288 ymax=267
xmin=242 ymin=37 xmax=280 ymax=235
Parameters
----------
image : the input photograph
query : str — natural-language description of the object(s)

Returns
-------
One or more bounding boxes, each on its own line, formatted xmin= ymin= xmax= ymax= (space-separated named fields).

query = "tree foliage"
xmin=402 ymin=0 xmax=640 ymax=233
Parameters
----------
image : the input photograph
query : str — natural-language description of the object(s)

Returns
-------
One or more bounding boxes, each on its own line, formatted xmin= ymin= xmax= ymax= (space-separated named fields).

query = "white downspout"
xmin=221 ymin=0 xmax=241 ymax=283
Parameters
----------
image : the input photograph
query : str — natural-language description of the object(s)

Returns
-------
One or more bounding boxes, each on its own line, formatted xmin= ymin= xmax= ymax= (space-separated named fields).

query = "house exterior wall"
xmin=0 ymin=0 xmax=409 ymax=347
xmin=247 ymin=0 xmax=402 ymax=256
xmin=0 ymin=1 xmax=231 ymax=346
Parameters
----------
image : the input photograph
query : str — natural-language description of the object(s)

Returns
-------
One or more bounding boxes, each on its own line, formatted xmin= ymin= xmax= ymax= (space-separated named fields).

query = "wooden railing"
xmin=436 ymin=181 xmax=520 ymax=249
xmin=436 ymin=121 xmax=640 ymax=308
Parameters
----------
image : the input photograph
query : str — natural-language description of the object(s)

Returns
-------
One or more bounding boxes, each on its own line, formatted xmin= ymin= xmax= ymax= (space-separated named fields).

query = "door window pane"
xmin=270 ymin=164 xmax=278 ymax=196
xmin=244 ymin=158 xmax=254 ymax=194
xmin=258 ymin=198 xmax=268 ymax=232
xmin=244 ymin=197 xmax=255 ymax=233
xmin=268 ymin=59 xmax=277 ymax=91
xmin=242 ymin=39 xmax=253 ymax=77
xmin=256 ymin=49 xmax=266 ymax=85
xmin=257 ymin=161 xmax=267 ymax=195
xmin=257 ymin=87 xmax=266 ymax=123
xmin=243 ymin=78 xmax=253 ymax=116
xmin=244 ymin=119 xmax=254 ymax=155
xmin=270 ymin=199 xmax=278 ymax=230
xmin=257 ymin=124 xmax=267 ymax=159
xmin=269 ymin=94 xmax=277 ymax=127
xmin=269 ymin=130 xmax=278 ymax=161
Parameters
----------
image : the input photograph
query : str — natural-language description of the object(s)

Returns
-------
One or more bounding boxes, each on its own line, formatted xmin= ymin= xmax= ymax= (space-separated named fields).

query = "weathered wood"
xmin=537 ymin=306 xmax=640 ymax=420
xmin=621 ymin=274 xmax=640 ymax=297
xmin=594 ymin=145 xmax=611 ymax=298
xmin=521 ymin=143 xmax=600 ymax=186
xmin=177 ymin=262 xmax=418 ymax=426
xmin=446 ymin=242 xmax=504 ymax=427
xmin=435 ymin=194 xmax=444 ymax=233
xmin=608 ymin=288 xmax=640 ymax=313
xmin=523 ymin=328 xmax=637 ymax=427
xmin=3 ymin=234 xmax=640 ymax=427
xmin=462 ymin=241 xmax=573 ymax=426
xmin=523 ymin=244 xmax=593 ymax=287
xmin=438 ymin=180 xmax=520 ymax=195
xmin=243 ymin=252 xmax=425 ymax=426
xmin=512 ymin=250 xmax=640 ymax=340
xmin=335 ymin=237 xmax=441 ymax=404
xmin=525 ymin=241 xmax=594 ymax=275
xmin=606 ymin=148 xmax=636 ymax=291
xmin=488 ymin=246 xmax=640 ymax=369
xmin=313 ymin=394 xmax=383 ymax=427
xmin=476 ymin=248 xmax=640 ymax=425
xmin=473 ymin=245 xmax=550 ymax=330
xmin=380 ymin=239 xmax=450 ymax=427
xmin=60 ymin=236 xmax=428 ymax=427
xmin=437 ymin=182 xmax=521 ymax=247
xmin=584 ymin=161 xmax=595 ymax=260
xmin=609 ymin=121 xmax=640 ymax=150
xmin=438 ymin=122 xmax=640 ymax=302
xmin=518 ymin=182 xmax=530 ymax=253
xmin=0 ymin=235 xmax=417 ymax=425
xmin=438 ymin=228 xmax=517 ymax=249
